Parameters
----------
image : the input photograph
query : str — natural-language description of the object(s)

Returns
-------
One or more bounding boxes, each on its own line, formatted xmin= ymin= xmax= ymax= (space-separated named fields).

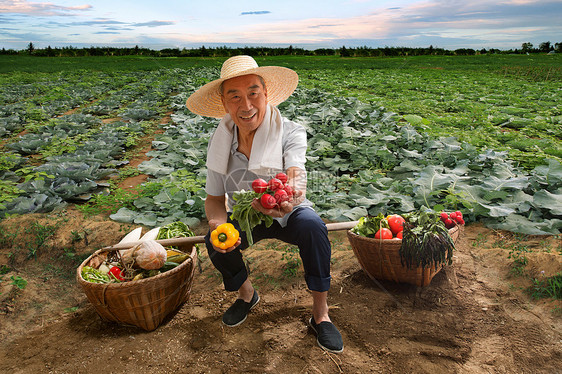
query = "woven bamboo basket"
xmin=76 ymin=242 xmax=197 ymax=331
xmin=347 ymin=225 xmax=461 ymax=287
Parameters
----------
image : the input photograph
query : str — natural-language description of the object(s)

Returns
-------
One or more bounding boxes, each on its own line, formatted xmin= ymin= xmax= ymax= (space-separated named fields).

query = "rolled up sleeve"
xmin=205 ymin=168 xmax=226 ymax=197
xmin=282 ymin=120 xmax=307 ymax=171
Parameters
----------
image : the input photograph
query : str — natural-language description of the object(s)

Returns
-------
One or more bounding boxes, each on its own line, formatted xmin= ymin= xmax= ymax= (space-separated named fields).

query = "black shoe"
xmin=222 ymin=290 xmax=260 ymax=327
xmin=309 ymin=317 xmax=344 ymax=353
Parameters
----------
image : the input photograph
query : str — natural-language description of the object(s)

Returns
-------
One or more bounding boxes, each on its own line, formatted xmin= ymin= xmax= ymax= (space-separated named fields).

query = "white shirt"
xmin=205 ymin=116 xmax=314 ymax=227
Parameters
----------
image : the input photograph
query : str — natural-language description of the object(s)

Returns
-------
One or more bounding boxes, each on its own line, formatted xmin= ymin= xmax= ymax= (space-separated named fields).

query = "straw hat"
xmin=185 ymin=55 xmax=299 ymax=118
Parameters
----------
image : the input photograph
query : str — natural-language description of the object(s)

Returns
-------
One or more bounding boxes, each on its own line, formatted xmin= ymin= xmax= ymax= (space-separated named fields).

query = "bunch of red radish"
xmin=252 ymin=172 xmax=294 ymax=209
xmin=440 ymin=210 xmax=465 ymax=228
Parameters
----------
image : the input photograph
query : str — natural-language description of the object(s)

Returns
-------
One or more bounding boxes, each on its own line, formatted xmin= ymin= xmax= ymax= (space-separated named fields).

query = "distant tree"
xmin=521 ymin=42 xmax=533 ymax=53
xmin=555 ymin=42 xmax=562 ymax=53
xmin=539 ymin=41 xmax=552 ymax=52
xmin=340 ymin=46 xmax=351 ymax=57
xmin=27 ymin=42 xmax=35 ymax=55
xmin=455 ymin=48 xmax=475 ymax=55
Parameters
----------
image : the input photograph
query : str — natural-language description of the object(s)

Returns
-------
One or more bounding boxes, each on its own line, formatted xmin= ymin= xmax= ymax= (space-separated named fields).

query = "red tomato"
xmin=374 ymin=228 xmax=393 ymax=240
xmin=396 ymin=231 xmax=403 ymax=239
xmin=109 ymin=266 xmax=124 ymax=281
xmin=274 ymin=189 xmax=289 ymax=204
xmin=275 ymin=172 xmax=288 ymax=184
xmin=267 ymin=178 xmax=283 ymax=192
xmin=251 ymin=178 xmax=267 ymax=193
xmin=387 ymin=214 xmax=406 ymax=235
xmin=260 ymin=193 xmax=277 ymax=209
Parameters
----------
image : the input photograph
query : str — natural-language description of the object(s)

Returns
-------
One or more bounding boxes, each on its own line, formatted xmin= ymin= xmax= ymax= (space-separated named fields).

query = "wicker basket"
xmin=347 ymin=225 xmax=461 ymax=287
xmin=76 ymin=242 xmax=197 ymax=331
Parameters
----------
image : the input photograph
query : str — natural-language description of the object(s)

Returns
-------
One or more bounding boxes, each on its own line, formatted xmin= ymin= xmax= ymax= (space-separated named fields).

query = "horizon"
xmin=1 ymin=0 xmax=561 ymax=51
xmin=4 ymin=42 xmax=556 ymax=52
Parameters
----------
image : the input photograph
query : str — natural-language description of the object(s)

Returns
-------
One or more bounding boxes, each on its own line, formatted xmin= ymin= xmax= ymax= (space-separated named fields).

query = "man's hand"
xmin=208 ymin=219 xmax=241 ymax=253
xmin=212 ymin=237 xmax=242 ymax=254
xmin=251 ymin=189 xmax=304 ymax=218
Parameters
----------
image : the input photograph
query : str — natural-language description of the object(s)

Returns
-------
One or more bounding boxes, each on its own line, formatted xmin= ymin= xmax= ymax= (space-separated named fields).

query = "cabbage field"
xmin=0 ymin=54 xmax=561 ymax=235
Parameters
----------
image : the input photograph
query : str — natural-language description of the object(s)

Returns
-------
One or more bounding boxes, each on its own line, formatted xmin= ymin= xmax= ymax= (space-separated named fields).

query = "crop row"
xmin=1 ymin=65 xmax=561 ymax=235
xmin=299 ymin=61 xmax=562 ymax=169
xmin=0 ymin=68 xmax=213 ymax=218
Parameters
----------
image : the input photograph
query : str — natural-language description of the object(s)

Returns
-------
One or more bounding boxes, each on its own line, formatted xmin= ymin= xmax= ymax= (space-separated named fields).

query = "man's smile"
xmin=240 ymin=112 xmax=256 ymax=120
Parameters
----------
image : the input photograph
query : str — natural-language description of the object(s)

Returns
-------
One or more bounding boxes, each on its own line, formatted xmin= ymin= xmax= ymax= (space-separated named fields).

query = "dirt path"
xmin=0 ymin=212 xmax=560 ymax=374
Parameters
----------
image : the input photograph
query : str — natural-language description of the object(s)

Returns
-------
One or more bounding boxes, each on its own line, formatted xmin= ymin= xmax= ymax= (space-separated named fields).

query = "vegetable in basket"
xmin=81 ymin=266 xmax=111 ymax=284
xmin=122 ymin=240 xmax=167 ymax=270
xmin=157 ymin=220 xmax=201 ymax=272
xmin=352 ymin=209 xmax=460 ymax=270
xmin=351 ymin=213 xmax=390 ymax=238
xmin=108 ymin=266 xmax=125 ymax=281
xmin=399 ymin=210 xmax=456 ymax=270
xmin=156 ymin=221 xmax=196 ymax=240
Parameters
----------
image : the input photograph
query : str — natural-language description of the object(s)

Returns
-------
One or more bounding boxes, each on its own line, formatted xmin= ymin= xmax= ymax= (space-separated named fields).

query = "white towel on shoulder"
xmin=206 ymin=104 xmax=284 ymax=175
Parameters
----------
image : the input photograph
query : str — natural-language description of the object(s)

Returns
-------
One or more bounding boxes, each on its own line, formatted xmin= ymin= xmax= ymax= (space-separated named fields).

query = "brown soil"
xmin=0 ymin=210 xmax=561 ymax=374
xmin=1 ymin=110 xmax=561 ymax=373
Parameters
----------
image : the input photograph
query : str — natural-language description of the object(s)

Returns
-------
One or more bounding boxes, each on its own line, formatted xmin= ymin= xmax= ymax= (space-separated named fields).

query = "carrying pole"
xmin=103 ymin=220 xmax=358 ymax=251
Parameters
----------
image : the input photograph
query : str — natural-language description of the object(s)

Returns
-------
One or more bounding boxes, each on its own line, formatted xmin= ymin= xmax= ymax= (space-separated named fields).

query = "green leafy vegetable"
xmin=156 ymin=220 xmax=201 ymax=272
xmin=399 ymin=210 xmax=455 ymax=269
xmin=156 ymin=221 xmax=195 ymax=240
xmin=81 ymin=266 xmax=111 ymax=283
xmin=230 ymin=190 xmax=273 ymax=246
xmin=351 ymin=213 xmax=389 ymax=238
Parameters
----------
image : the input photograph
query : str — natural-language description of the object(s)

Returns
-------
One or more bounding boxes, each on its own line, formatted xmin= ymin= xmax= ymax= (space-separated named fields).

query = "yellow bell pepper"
xmin=211 ymin=223 xmax=239 ymax=250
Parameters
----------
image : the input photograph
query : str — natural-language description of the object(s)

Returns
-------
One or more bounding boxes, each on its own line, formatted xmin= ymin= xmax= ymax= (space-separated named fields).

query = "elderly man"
xmin=186 ymin=55 xmax=343 ymax=353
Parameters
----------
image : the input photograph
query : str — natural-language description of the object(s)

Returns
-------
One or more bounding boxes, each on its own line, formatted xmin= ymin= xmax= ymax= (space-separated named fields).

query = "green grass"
xmin=528 ymin=273 xmax=562 ymax=300
xmin=3 ymin=53 xmax=561 ymax=74
xmin=0 ymin=55 xmax=222 ymax=73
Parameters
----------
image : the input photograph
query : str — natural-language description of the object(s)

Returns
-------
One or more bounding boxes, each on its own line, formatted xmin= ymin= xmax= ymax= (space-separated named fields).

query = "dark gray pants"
xmin=204 ymin=207 xmax=332 ymax=292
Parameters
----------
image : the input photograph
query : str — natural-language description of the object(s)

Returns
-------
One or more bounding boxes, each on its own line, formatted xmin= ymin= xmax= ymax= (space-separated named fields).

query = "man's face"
xmin=221 ymin=74 xmax=268 ymax=133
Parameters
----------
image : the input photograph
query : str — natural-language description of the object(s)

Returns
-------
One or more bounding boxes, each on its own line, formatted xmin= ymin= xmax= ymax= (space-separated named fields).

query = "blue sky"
xmin=1 ymin=0 xmax=561 ymax=50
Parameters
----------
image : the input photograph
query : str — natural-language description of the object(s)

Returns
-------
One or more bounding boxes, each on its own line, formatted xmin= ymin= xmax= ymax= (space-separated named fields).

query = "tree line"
xmin=1 ymin=41 xmax=560 ymax=58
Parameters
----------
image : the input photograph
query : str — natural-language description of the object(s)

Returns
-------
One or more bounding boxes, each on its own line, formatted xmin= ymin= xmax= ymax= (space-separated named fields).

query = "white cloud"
xmin=186 ymin=0 xmax=561 ymax=47
xmin=132 ymin=20 xmax=175 ymax=27
xmin=0 ymin=0 xmax=560 ymax=50
xmin=0 ymin=0 xmax=92 ymax=16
